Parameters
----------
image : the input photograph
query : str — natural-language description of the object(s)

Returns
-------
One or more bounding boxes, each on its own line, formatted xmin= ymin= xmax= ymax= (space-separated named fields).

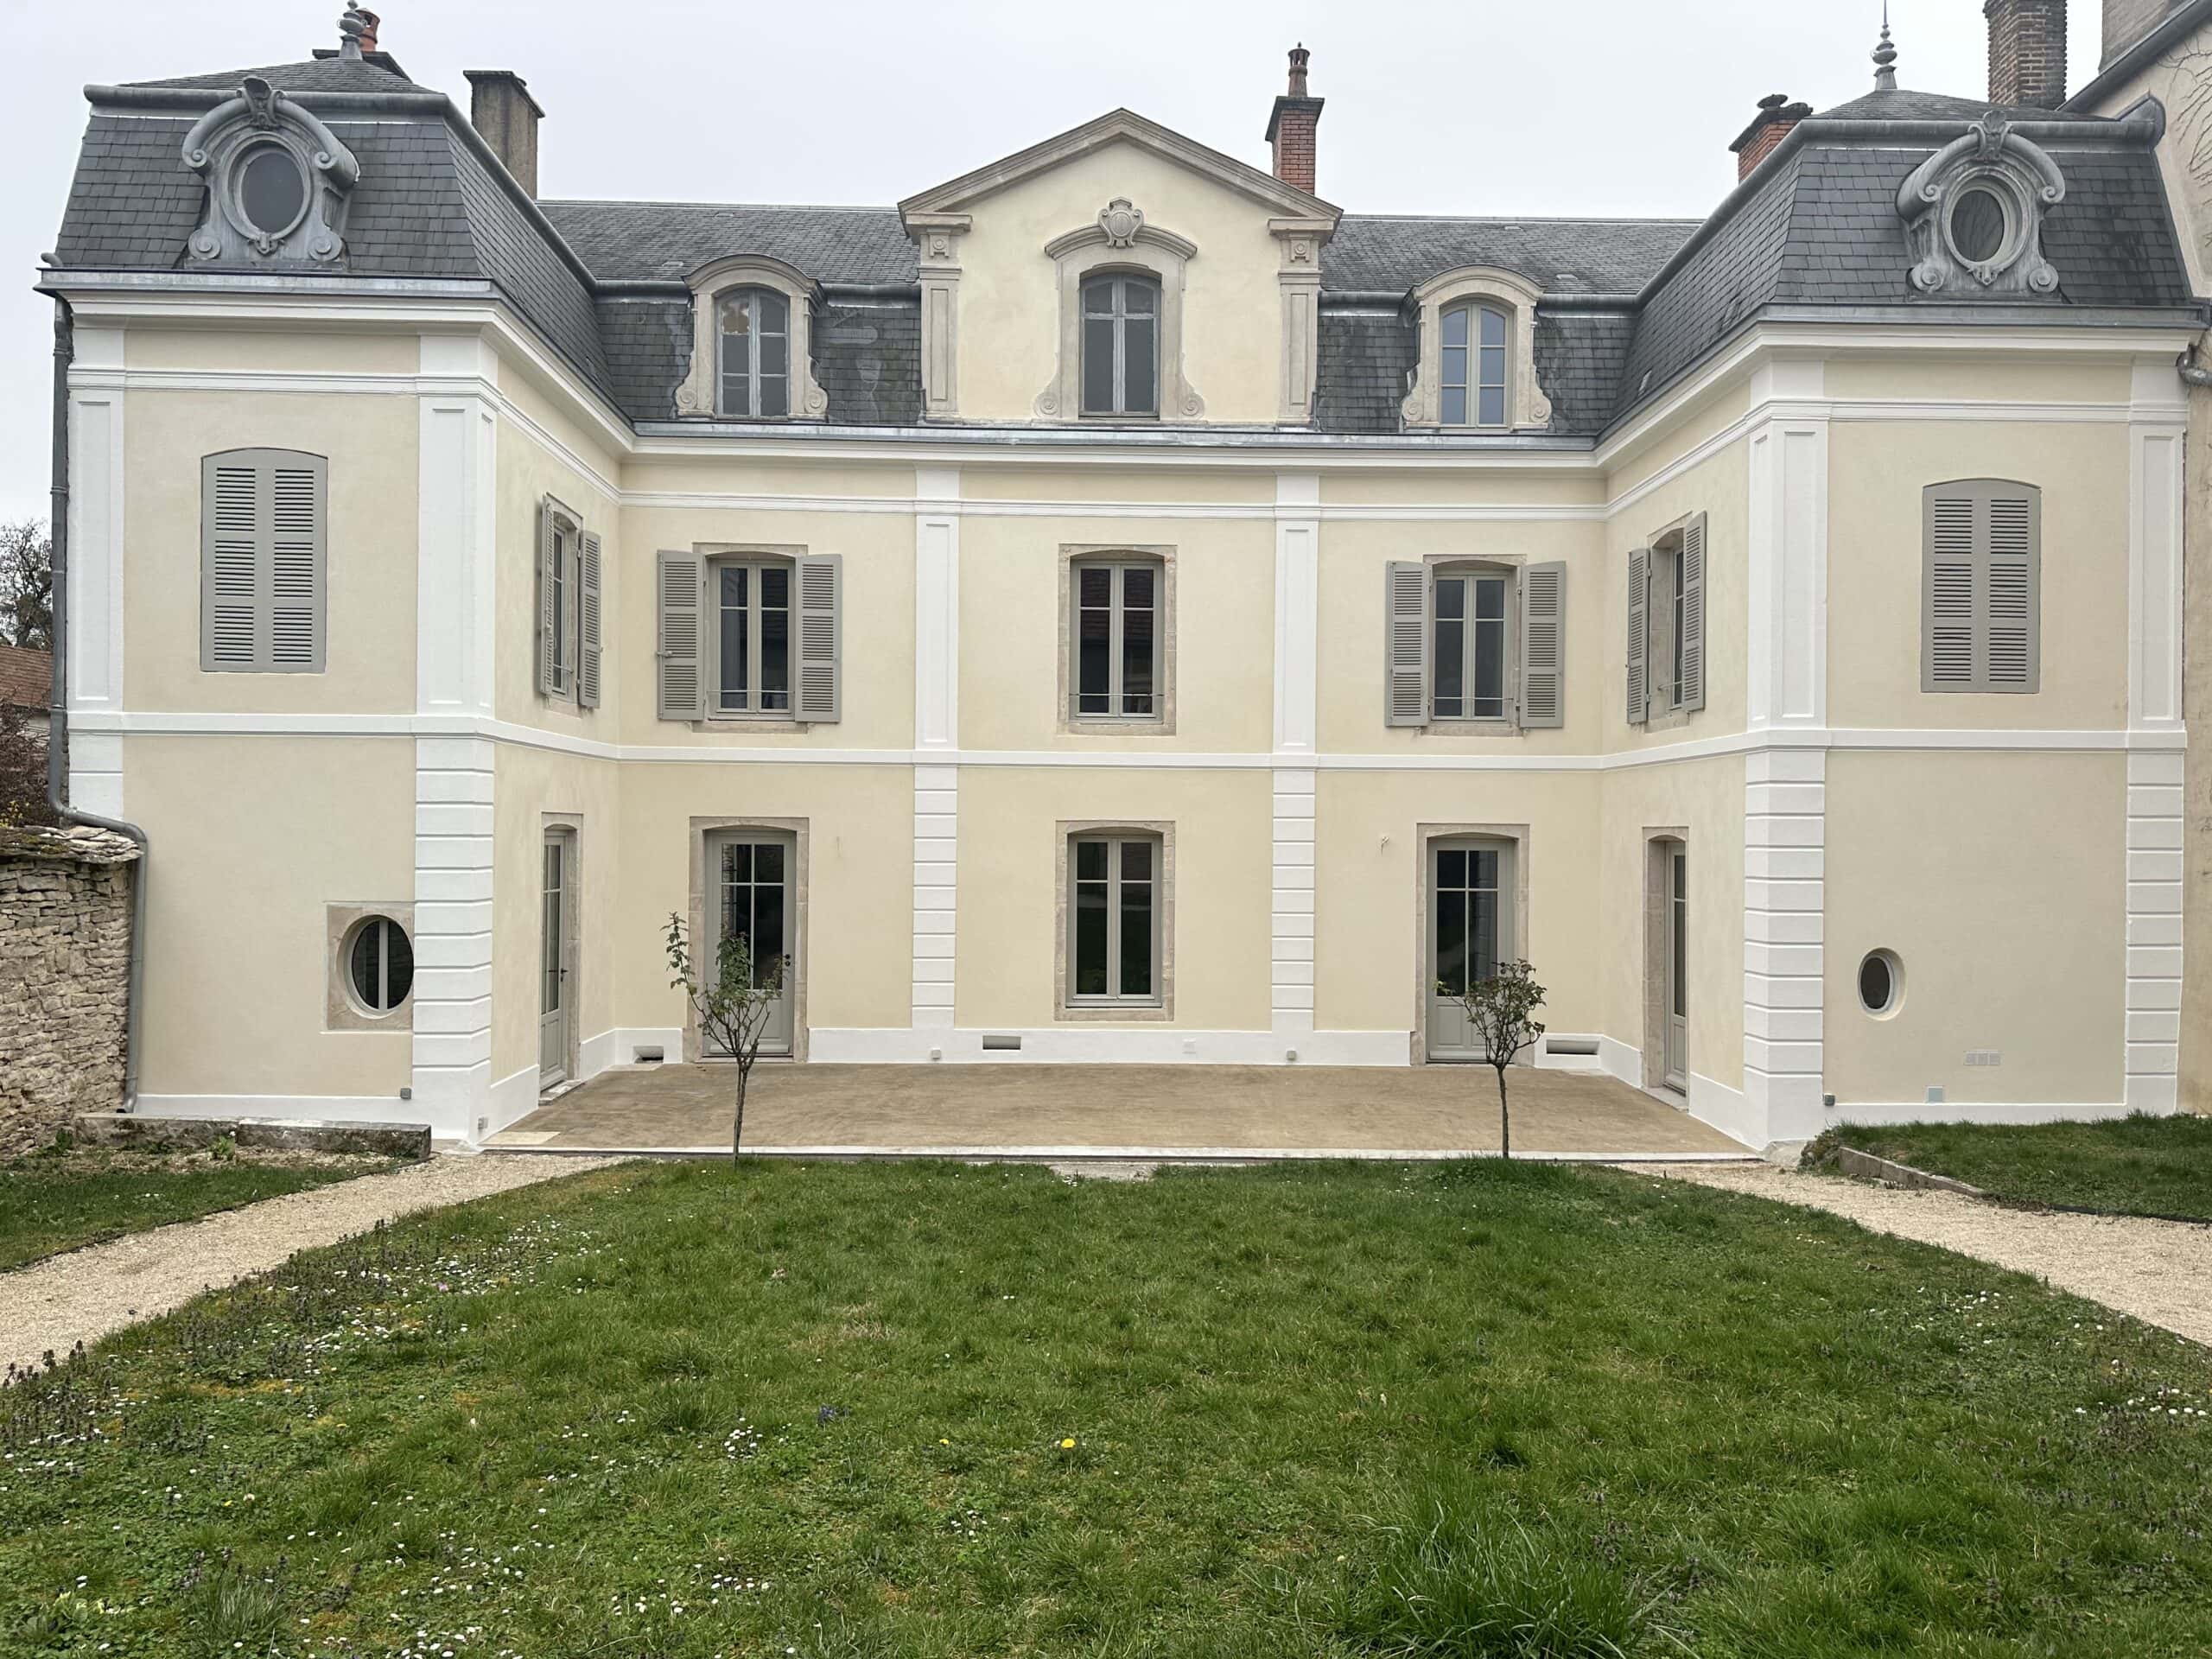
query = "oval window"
xmin=1948 ymin=187 xmax=2007 ymax=265
xmin=238 ymin=147 xmax=308 ymax=237
xmin=347 ymin=915 xmax=415 ymax=1014
xmin=1858 ymin=950 xmax=1903 ymax=1017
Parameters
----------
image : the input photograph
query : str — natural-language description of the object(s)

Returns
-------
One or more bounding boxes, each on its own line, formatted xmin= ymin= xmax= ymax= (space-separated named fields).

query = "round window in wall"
xmin=347 ymin=915 xmax=415 ymax=1014
xmin=1947 ymin=186 xmax=2009 ymax=266
xmin=1858 ymin=949 xmax=1904 ymax=1018
xmin=238 ymin=145 xmax=309 ymax=238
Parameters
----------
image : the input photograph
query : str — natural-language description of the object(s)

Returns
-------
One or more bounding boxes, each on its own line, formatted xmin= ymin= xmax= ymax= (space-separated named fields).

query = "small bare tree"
xmin=1438 ymin=959 xmax=1548 ymax=1160
xmin=664 ymin=913 xmax=785 ymax=1160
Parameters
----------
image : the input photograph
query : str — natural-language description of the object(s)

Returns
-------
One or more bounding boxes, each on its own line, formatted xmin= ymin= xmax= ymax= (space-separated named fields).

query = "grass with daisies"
xmin=3 ymin=1157 xmax=2209 ymax=1656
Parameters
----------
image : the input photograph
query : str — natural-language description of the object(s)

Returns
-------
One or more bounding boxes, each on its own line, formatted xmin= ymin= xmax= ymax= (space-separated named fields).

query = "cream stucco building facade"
xmin=39 ymin=14 xmax=2202 ymax=1153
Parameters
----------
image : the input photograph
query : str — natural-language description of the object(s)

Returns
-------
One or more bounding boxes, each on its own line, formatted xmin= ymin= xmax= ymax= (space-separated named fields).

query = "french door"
xmin=1427 ymin=838 xmax=1514 ymax=1061
xmin=539 ymin=830 xmax=573 ymax=1087
xmin=707 ymin=830 xmax=796 ymax=1056
xmin=1663 ymin=847 xmax=1688 ymax=1090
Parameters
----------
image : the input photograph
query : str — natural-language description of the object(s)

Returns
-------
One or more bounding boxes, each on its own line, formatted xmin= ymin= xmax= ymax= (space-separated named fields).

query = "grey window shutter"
xmin=1518 ymin=561 xmax=1566 ymax=728
xmin=577 ymin=530 xmax=603 ymax=709
xmin=200 ymin=448 xmax=324 ymax=673
xmin=1384 ymin=561 xmax=1430 ymax=727
xmin=1624 ymin=544 xmax=1649 ymax=723
xmin=655 ymin=550 xmax=705 ymax=721
xmin=1923 ymin=480 xmax=2039 ymax=692
xmin=1678 ymin=514 xmax=1707 ymax=712
xmin=795 ymin=553 xmax=842 ymax=722
xmin=536 ymin=501 xmax=562 ymax=697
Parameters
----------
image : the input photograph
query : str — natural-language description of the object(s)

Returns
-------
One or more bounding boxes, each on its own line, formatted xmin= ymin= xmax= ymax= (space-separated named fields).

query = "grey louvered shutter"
xmin=200 ymin=448 xmax=324 ymax=672
xmin=1518 ymin=561 xmax=1566 ymax=728
xmin=794 ymin=553 xmax=842 ymax=722
xmin=656 ymin=550 xmax=705 ymax=721
xmin=1923 ymin=481 xmax=2040 ymax=692
xmin=1678 ymin=515 xmax=1707 ymax=712
xmin=1624 ymin=545 xmax=1649 ymax=723
xmin=577 ymin=531 xmax=603 ymax=709
xmin=1384 ymin=561 xmax=1430 ymax=727
xmin=536 ymin=502 xmax=561 ymax=697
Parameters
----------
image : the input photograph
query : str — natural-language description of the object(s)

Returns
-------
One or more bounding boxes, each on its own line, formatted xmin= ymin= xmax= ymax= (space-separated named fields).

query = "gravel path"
xmin=1640 ymin=1161 xmax=2212 ymax=1347
xmin=1 ymin=1154 xmax=619 ymax=1373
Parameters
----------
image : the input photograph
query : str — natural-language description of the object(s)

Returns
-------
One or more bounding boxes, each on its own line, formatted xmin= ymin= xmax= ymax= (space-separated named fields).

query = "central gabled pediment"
xmin=897 ymin=107 xmax=1340 ymax=226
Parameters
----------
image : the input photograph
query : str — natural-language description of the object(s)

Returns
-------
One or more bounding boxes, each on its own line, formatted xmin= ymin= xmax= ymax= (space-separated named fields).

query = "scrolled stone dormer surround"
xmin=1033 ymin=199 xmax=1206 ymax=422
xmin=674 ymin=252 xmax=830 ymax=420
xmin=1400 ymin=265 xmax=1553 ymax=433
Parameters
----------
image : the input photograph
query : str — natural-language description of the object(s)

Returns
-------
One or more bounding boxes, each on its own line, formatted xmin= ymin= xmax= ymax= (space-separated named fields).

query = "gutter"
xmin=46 ymin=296 xmax=149 ymax=1112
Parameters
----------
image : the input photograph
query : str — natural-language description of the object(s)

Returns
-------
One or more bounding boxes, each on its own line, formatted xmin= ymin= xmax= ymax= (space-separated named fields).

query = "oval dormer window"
xmin=1947 ymin=186 xmax=2009 ymax=267
xmin=238 ymin=146 xmax=309 ymax=238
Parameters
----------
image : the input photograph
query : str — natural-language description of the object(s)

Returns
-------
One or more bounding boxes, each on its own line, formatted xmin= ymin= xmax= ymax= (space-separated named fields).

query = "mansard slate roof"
xmin=47 ymin=51 xmax=2204 ymax=442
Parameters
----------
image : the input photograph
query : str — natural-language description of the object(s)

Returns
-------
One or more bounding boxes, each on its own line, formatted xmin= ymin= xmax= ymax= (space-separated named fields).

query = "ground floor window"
xmin=346 ymin=915 xmax=413 ymax=1014
xmin=1069 ymin=832 xmax=1160 ymax=1006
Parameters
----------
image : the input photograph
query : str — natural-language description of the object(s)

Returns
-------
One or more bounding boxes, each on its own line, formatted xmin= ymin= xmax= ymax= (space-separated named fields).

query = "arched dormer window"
xmin=1402 ymin=268 xmax=1552 ymax=433
xmin=181 ymin=76 xmax=359 ymax=266
xmin=675 ymin=256 xmax=829 ymax=421
xmin=1080 ymin=271 xmax=1160 ymax=416
xmin=1896 ymin=114 xmax=2065 ymax=298
xmin=718 ymin=288 xmax=791 ymax=418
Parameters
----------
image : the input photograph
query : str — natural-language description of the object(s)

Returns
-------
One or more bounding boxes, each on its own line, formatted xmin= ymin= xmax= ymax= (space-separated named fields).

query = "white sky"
xmin=1 ymin=0 xmax=2108 ymax=522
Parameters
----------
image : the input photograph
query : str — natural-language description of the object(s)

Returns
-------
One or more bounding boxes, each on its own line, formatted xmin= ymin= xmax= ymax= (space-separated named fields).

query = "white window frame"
xmin=1056 ymin=821 xmax=1174 ymax=1020
xmin=1058 ymin=545 xmax=1176 ymax=734
xmin=1401 ymin=267 xmax=1552 ymax=432
xmin=707 ymin=550 xmax=799 ymax=721
xmin=1429 ymin=563 xmax=1519 ymax=725
xmin=674 ymin=254 xmax=829 ymax=420
xmin=1078 ymin=270 xmax=1162 ymax=417
xmin=715 ymin=287 xmax=792 ymax=420
xmin=1438 ymin=302 xmax=1511 ymax=429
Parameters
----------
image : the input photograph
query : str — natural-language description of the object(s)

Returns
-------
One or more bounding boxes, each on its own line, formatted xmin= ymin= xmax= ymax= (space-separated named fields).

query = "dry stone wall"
xmin=2 ymin=825 xmax=137 ymax=1156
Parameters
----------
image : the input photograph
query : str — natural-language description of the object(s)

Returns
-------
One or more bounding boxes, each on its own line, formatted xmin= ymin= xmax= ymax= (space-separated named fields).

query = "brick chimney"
xmin=1264 ymin=44 xmax=1325 ymax=195
xmin=1986 ymin=0 xmax=2068 ymax=110
xmin=1730 ymin=94 xmax=1811 ymax=181
xmin=466 ymin=70 xmax=545 ymax=198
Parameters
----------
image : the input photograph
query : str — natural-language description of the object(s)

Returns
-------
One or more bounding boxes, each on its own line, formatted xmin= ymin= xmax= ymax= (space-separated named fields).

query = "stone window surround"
xmin=1057 ymin=543 xmax=1178 ymax=736
xmin=1055 ymin=820 xmax=1176 ymax=1021
xmin=1401 ymin=267 xmax=1553 ymax=434
xmin=1408 ymin=823 xmax=1530 ymax=1066
xmin=675 ymin=255 xmax=830 ymax=421
xmin=1641 ymin=828 xmax=1688 ymax=1097
xmin=326 ymin=902 xmax=414 ymax=1033
xmin=1630 ymin=511 xmax=1705 ymax=735
xmin=692 ymin=542 xmax=808 ymax=733
xmin=1896 ymin=116 xmax=2065 ymax=298
xmin=684 ymin=816 xmax=810 ymax=1063
xmin=182 ymin=77 xmax=359 ymax=266
xmin=1035 ymin=214 xmax=1206 ymax=423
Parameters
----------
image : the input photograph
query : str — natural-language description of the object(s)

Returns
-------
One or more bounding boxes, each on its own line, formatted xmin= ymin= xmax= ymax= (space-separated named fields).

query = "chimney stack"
xmin=1986 ymin=0 xmax=2068 ymax=110
xmin=1730 ymin=93 xmax=1811 ymax=181
xmin=466 ymin=70 xmax=546 ymax=198
xmin=1265 ymin=44 xmax=1325 ymax=196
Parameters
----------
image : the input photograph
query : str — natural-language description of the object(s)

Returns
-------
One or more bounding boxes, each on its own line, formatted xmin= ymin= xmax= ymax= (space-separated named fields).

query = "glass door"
xmin=707 ymin=831 xmax=795 ymax=1056
xmin=1427 ymin=840 xmax=1512 ymax=1061
xmin=539 ymin=832 xmax=571 ymax=1087
xmin=1664 ymin=848 xmax=1688 ymax=1090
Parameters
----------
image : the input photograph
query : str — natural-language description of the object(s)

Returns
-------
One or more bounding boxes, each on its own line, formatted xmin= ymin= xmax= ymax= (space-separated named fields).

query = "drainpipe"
xmin=2179 ymin=346 xmax=2212 ymax=389
xmin=47 ymin=296 xmax=149 ymax=1112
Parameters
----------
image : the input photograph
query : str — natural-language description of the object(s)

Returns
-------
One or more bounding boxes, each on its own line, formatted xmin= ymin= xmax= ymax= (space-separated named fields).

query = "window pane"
xmin=1478 ymin=384 xmax=1506 ymax=427
xmin=385 ymin=922 xmax=413 ymax=1007
xmin=754 ymin=842 xmax=784 ymax=884
xmin=1471 ymin=889 xmax=1499 ymax=982
xmin=754 ymin=877 xmax=785 ymax=977
xmin=759 ymin=291 xmax=788 ymax=334
xmin=1441 ymin=384 xmax=1467 ymax=427
xmin=1122 ymin=565 xmax=1154 ymax=610
xmin=1123 ymin=279 xmax=1158 ymax=315
xmin=1120 ymin=840 xmax=1152 ymax=881
xmin=725 ymin=842 xmax=752 ymax=883
xmin=1082 ymin=277 xmax=1115 ymax=316
xmin=240 ymin=148 xmax=308 ymax=235
xmin=1441 ymin=343 xmax=1467 ymax=394
xmin=1083 ymin=315 xmax=1116 ymax=413
xmin=1433 ymin=615 xmax=1464 ymax=716
xmin=1471 ymin=849 xmax=1498 ymax=892
xmin=1442 ymin=306 xmax=1470 ymax=348
xmin=1122 ymin=603 xmax=1154 ymax=715
xmin=719 ymin=295 xmax=753 ymax=416
xmin=1433 ymin=576 xmax=1465 ymax=620
xmin=1122 ymin=316 xmax=1157 ymax=414
xmin=760 ymin=327 xmax=788 ymax=379
xmin=350 ymin=921 xmax=383 ymax=1009
xmin=1077 ymin=586 xmax=1111 ymax=713
xmin=759 ymin=375 xmax=788 ymax=419
xmin=1438 ymin=848 xmax=1466 ymax=891
xmin=760 ymin=585 xmax=790 ymax=711
xmin=1474 ymin=576 xmax=1506 ymax=621
xmin=542 ymin=888 xmax=561 ymax=1014
xmin=1474 ymin=616 xmax=1505 ymax=716
xmin=1076 ymin=840 xmax=1109 ymax=881
xmin=1436 ymin=888 xmax=1467 ymax=997
xmin=1479 ymin=307 xmax=1507 ymax=349
xmin=1074 ymin=880 xmax=1109 ymax=995
xmin=1120 ymin=876 xmax=1153 ymax=998
xmin=718 ymin=566 xmax=749 ymax=709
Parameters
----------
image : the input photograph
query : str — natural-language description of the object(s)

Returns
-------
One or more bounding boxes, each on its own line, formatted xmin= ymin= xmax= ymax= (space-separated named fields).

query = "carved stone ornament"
xmin=181 ymin=76 xmax=360 ymax=265
xmin=1097 ymin=197 xmax=1146 ymax=249
xmin=1894 ymin=114 xmax=2065 ymax=297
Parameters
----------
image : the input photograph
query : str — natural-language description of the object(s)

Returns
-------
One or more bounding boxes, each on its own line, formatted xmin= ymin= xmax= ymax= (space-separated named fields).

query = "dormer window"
xmin=237 ymin=145 xmax=309 ymax=241
xmin=181 ymin=76 xmax=359 ymax=265
xmin=1440 ymin=302 xmax=1509 ymax=428
xmin=1896 ymin=114 xmax=2066 ymax=298
xmin=718 ymin=288 xmax=791 ymax=419
xmin=1081 ymin=273 xmax=1160 ymax=417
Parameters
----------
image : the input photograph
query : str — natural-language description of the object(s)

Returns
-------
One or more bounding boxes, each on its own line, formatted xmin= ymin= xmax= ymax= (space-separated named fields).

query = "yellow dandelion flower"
xmin=1059 ymin=1438 xmax=1077 ymax=1449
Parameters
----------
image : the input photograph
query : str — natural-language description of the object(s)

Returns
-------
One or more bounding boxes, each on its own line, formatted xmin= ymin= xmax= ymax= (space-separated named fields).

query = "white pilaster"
xmin=913 ymin=467 xmax=962 ymax=1033
xmin=1742 ymin=358 xmax=1829 ymax=1146
xmin=411 ymin=336 xmax=499 ymax=1136
xmin=2125 ymin=750 xmax=2186 ymax=1113
xmin=1272 ymin=473 xmax=1321 ymax=1044
xmin=67 ymin=326 xmax=126 ymax=813
xmin=2127 ymin=359 xmax=2186 ymax=734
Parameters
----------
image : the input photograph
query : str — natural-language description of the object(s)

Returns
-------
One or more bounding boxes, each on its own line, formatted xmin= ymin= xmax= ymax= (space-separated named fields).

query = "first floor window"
xmin=346 ymin=915 xmax=414 ymax=1014
xmin=715 ymin=560 xmax=792 ymax=714
xmin=1070 ymin=835 xmax=1159 ymax=1004
xmin=1432 ymin=568 xmax=1511 ymax=720
xmin=1073 ymin=560 xmax=1158 ymax=719
xmin=718 ymin=287 xmax=791 ymax=418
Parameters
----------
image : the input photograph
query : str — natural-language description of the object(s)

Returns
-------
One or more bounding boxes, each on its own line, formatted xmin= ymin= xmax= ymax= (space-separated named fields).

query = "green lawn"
xmin=1812 ymin=1113 xmax=2212 ymax=1224
xmin=0 ymin=1147 xmax=403 ymax=1271
xmin=3 ymin=1160 xmax=2209 ymax=1657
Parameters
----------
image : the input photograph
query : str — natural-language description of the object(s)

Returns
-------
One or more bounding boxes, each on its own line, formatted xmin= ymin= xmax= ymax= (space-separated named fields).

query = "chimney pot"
xmin=1264 ymin=44 xmax=1325 ymax=196
xmin=466 ymin=69 xmax=546 ymax=198
xmin=1729 ymin=93 xmax=1811 ymax=182
xmin=1985 ymin=0 xmax=2068 ymax=110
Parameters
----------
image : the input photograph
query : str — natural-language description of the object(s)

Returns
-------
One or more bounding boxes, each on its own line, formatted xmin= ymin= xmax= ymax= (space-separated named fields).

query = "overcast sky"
xmin=2 ymin=0 xmax=2108 ymax=523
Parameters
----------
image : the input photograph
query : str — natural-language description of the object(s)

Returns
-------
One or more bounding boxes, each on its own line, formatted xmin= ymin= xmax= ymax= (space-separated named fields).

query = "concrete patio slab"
xmin=485 ymin=1063 xmax=1752 ymax=1160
